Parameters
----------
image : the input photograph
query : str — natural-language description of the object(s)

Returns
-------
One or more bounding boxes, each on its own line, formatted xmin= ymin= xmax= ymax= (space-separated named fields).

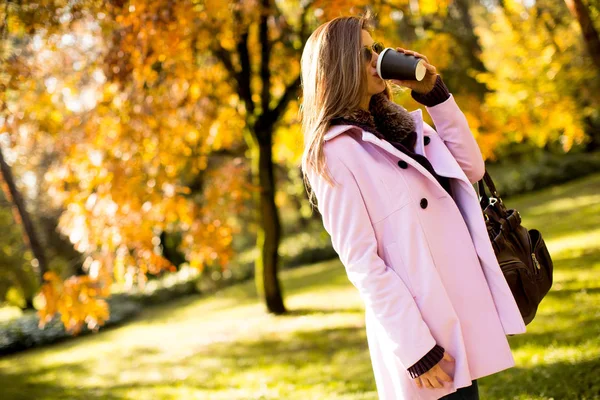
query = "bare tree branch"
xmin=271 ymin=74 xmax=301 ymax=123
xmin=237 ymin=30 xmax=255 ymax=118
xmin=260 ymin=0 xmax=272 ymax=114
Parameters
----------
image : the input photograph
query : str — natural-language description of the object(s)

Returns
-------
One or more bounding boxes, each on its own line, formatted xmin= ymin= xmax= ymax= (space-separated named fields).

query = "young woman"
xmin=300 ymin=14 xmax=527 ymax=400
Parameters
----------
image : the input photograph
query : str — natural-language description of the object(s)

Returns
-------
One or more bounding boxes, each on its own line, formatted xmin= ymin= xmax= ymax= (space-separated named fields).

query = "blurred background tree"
xmin=0 ymin=0 xmax=598 ymax=333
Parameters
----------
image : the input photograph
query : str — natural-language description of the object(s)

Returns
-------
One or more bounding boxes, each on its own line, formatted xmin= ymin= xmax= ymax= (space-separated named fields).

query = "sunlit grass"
xmin=0 ymin=173 xmax=599 ymax=399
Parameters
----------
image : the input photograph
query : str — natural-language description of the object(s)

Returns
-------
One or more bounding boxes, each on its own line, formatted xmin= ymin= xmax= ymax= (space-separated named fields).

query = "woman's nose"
xmin=371 ymin=52 xmax=379 ymax=67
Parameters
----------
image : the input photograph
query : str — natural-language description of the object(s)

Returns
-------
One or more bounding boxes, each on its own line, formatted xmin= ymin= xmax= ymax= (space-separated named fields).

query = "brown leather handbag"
xmin=477 ymin=171 xmax=554 ymax=325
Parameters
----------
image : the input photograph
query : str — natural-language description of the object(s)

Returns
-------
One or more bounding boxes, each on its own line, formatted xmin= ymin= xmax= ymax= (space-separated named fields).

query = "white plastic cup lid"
xmin=415 ymin=59 xmax=426 ymax=81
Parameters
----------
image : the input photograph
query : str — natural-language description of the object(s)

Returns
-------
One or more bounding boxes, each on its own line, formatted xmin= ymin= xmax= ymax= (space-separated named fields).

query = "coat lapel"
xmin=323 ymin=108 xmax=471 ymax=192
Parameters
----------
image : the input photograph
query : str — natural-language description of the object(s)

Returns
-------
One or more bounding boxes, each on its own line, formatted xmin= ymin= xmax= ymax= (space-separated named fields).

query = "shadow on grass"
xmin=511 ymin=173 xmax=600 ymax=239
xmin=128 ymin=324 xmax=377 ymax=394
xmin=0 ymin=362 xmax=125 ymax=400
xmin=479 ymin=358 xmax=600 ymax=399
xmin=508 ymin=173 xmax=600 ymax=210
xmin=543 ymin=286 xmax=600 ymax=300
xmin=520 ymin=200 xmax=600 ymax=241
xmin=278 ymin=307 xmax=364 ymax=317
xmin=552 ymin=247 xmax=600 ymax=271
xmin=508 ymin=311 xmax=600 ymax=349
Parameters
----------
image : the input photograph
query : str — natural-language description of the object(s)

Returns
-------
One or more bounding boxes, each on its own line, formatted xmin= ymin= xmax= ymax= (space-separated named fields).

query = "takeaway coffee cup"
xmin=376 ymin=47 xmax=427 ymax=82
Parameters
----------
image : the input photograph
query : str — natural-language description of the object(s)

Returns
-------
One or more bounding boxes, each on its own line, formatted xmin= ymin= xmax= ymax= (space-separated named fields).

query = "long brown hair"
xmin=299 ymin=12 xmax=393 ymax=208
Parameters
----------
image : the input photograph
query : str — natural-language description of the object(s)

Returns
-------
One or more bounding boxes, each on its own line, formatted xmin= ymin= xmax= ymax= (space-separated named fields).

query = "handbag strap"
xmin=478 ymin=170 xmax=501 ymax=200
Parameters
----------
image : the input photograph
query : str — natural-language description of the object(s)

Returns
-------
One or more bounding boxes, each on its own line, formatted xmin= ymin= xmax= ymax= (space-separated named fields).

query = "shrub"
xmin=0 ymin=297 xmax=140 ymax=356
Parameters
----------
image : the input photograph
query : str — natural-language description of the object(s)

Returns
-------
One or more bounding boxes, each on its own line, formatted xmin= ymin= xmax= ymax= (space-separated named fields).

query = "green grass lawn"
xmin=1 ymin=173 xmax=599 ymax=400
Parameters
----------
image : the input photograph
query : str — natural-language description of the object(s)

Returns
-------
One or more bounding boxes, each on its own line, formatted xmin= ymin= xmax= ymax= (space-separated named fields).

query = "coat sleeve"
xmin=307 ymin=148 xmax=437 ymax=369
xmin=423 ymin=94 xmax=486 ymax=184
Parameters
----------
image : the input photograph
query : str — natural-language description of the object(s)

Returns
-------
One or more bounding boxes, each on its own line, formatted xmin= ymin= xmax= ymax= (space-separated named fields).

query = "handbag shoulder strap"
xmin=478 ymin=170 xmax=500 ymax=199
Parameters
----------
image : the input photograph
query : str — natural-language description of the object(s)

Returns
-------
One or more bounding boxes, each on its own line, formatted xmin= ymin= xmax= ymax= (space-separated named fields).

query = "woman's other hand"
xmin=414 ymin=350 xmax=455 ymax=389
xmin=389 ymin=47 xmax=438 ymax=95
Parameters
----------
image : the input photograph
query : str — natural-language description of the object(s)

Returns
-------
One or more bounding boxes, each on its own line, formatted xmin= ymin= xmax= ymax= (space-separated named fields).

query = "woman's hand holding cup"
xmin=388 ymin=47 xmax=438 ymax=95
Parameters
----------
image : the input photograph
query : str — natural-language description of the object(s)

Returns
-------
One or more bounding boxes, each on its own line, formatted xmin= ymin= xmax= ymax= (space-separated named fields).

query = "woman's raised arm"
xmin=423 ymin=94 xmax=486 ymax=184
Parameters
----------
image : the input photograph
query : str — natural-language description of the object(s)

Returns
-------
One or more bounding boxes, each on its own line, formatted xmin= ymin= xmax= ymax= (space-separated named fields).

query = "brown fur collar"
xmin=330 ymin=91 xmax=417 ymax=150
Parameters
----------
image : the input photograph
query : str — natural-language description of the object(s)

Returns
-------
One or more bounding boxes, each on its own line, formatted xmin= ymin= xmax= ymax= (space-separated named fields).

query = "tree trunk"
xmin=0 ymin=146 xmax=48 ymax=283
xmin=583 ymin=114 xmax=600 ymax=152
xmin=38 ymin=214 xmax=86 ymax=276
xmin=564 ymin=0 xmax=600 ymax=70
xmin=10 ymin=259 xmax=39 ymax=310
xmin=251 ymin=135 xmax=286 ymax=314
xmin=210 ymin=0 xmax=306 ymax=314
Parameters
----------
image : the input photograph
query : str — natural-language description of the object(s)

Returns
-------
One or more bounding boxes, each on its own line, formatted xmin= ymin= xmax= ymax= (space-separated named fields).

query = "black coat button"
xmin=424 ymin=136 xmax=431 ymax=145
xmin=397 ymin=160 xmax=408 ymax=169
xmin=420 ymin=198 xmax=428 ymax=209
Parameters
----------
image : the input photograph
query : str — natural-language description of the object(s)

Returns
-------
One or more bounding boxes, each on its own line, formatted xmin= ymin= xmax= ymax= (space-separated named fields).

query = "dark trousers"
xmin=439 ymin=379 xmax=479 ymax=400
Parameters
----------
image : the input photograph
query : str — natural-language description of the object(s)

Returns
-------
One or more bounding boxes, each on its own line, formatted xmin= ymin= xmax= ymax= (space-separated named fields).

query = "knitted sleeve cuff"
xmin=411 ymin=75 xmax=450 ymax=107
xmin=407 ymin=344 xmax=445 ymax=379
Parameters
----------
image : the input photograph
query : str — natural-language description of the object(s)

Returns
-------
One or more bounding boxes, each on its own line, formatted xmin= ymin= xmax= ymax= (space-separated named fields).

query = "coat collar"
xmin=324 ymin=109 xmax=425 ymax=152
xmin=323 ymin=108 xmax=469 ymax=187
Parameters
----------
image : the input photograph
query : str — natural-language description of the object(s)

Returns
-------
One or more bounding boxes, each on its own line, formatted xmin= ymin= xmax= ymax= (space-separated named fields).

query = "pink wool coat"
xmin=306 ymin=94 xmax=527 ymax=399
